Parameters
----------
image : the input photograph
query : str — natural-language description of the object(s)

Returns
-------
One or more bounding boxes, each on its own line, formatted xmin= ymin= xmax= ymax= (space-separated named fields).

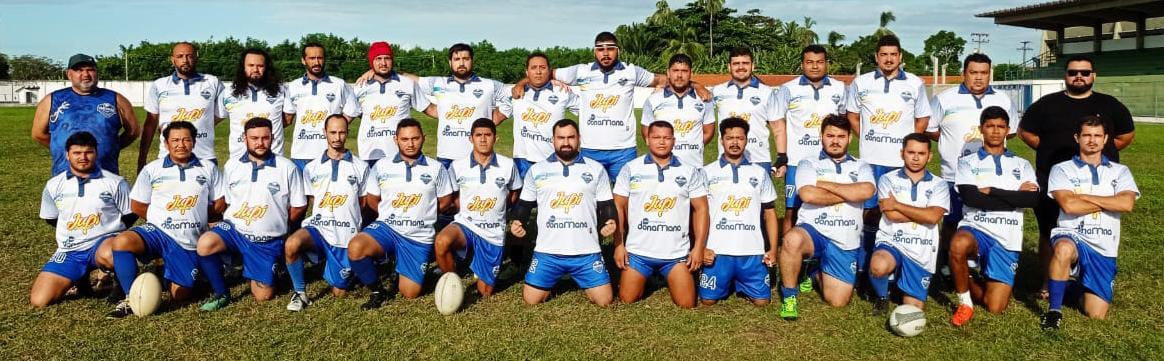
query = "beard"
xmin=554 ymin=147 xmax=579 ymax=162
xmin=1066 ymin=81 xmax=1093 ymax=95
xmin=247 ymin=147 xmax=269 ymax=160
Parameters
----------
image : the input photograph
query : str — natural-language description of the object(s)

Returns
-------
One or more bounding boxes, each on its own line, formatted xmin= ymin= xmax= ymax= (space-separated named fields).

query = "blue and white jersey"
xmin=845 ymin=70 xmax=932 ymax=167
xmin=955 ymin=148 xmax=1037 ymax=252
xmin=40 ymin=168 xmax=131 ymax=252
xmin=703 ymin=156 xmax=778 ymax=256
xmin=355 ymin=73 xmax=429 ymax=161
xmin=614 ymin=154 xmax=707 ymax=260
xmin=555 ymin=61 xmax=655 ymax=150
xmin=145 ymin=72 xmax=224 ymax=161
xmin=449 ymin=154 xmax=522 ymax=246
xmin=302 ymin=151 xmax=370 ymax=248
xmin=1048 ymin=156 xmax=1139 ymax=257
xmin=775 ymin=75 xmax=847 ymax=164
xmin=875 ymin=170 xmax=949 ymax=272
xmin=712 ymin=77 xmax=779 ymax=163
xmin=641 ymin=88 xmax=716 ymax=167
xmin=131 ymin=156 xmax=224 ymax=250
xmin=217 ymin=84 xmax=286 ymax=160
xmin=284 ymin=74 xmax=360 ymax=160
xmin=927 ymin=85 xmax=1017 ymax=181
xmin=794 ymin=152 xmax=874 ymax=249
xmin=368 ymin=154 xmax=453 ymax=243
xmin=519 ymin=156 xmax=613 ymax=255
xmin=417 ymin=74 xmax=506 ymax=160
xmin=498 ymin=83 xmax=579 ymax=161
xmin=222 ymin=154 xmax=307 ymax=240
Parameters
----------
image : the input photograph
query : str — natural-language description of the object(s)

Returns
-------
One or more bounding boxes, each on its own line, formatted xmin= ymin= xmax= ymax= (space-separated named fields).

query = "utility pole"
xmin=1017 ymin=41 xmax=1033 ymax=65
xmin=971 ymin=33 xmax=990 ymax=53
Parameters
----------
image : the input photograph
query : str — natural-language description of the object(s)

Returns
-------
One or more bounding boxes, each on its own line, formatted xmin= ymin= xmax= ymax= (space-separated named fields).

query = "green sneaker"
xmin=799 ymin=274 xmax=814 ymax=293
xmin=200 ymin=294 xmax=230 ymax=312
xmin=780 ymin=296 xmax=799 ymax=321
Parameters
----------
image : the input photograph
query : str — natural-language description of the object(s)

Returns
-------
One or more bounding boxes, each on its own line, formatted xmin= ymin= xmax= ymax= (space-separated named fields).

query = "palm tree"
xmin=800 ymin=17 xmax=820 ymax=46
xmin=646 ymin=0 xmax=676 ymax=26
xmin=827 ymin=31 xmax=846 ymax=48
xmin=697 ymin=0 xmax=725 ymax=58
xmin=876 ymin=11 xmax=896 ymax=37
xmin=662 ymin=26 xmax=706 ymax=66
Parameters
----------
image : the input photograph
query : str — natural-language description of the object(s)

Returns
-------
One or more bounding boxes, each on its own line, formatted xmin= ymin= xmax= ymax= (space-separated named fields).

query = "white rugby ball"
xmin=434 ymin=272 xmax=464 ymax=315
xmin=127 ymin=272 xmax=162 ymax=317
xmin=888 ymin=304 xmax=926 ymax=337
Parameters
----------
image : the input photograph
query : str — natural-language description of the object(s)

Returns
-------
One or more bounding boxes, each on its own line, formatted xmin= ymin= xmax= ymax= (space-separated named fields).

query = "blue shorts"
xmin=785 ymin=165 xmax=803 ymax=209
xmin=42 ymin=233 xmax=115 ymax=282
xmin=210 ymin=221 xmax=284 ymax=287
xmin=698 ymin=254 xmax=771 ymax=301
xmin=864 ymin=165 xmax=900 ymax=209
xmin=304 ymin=226 xmax=353 ymax=290
xmin=960 ymin=226 xmax=1019 ymax=286
xmin=943 ymin=182 xmax=964 ymax=225
xmin=627 ymin=253 xmax=687 ymax=279
xmin=873 ymin=243 xmax=933 ymax=301
xmin=514 ymin=158 xmax=535 ymax=179
xmin=1052 ymin=234 xmax=1117 ymax=303
xmin=455 ymin=224 xmax=504 ymax=287
xmin=292 ymin=158 xmax=311 ymax=172
xmin=133 ymin=224 xmax=200 ymax=288
xmin=525 ymin=252 xmax=611 ymax=290
xmin=801 ymin=224 xmax=858 ymax=285
xmin=581 ymin=147 xmax=637 ymax=181
xmin=362 ymin=221 xmax=432 ymax=285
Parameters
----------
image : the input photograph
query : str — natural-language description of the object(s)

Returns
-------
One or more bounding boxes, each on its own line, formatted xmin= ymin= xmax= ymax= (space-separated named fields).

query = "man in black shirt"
xmin=1017 ymin=55 xmax=1136 ymax=296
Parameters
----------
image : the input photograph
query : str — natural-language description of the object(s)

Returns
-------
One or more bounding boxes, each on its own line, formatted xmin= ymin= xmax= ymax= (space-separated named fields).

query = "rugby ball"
xmin=888 ymin=304 xmax=926 ymax=337
xmin=127 ymin=272 xmax=162 ymax=317
xmin=434 ymin=272 xmax=464 ymax=315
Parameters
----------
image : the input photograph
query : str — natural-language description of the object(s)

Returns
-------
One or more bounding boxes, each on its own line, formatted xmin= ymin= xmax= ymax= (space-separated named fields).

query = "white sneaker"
xmin=286 ymin=292 xmax=311 ymax=312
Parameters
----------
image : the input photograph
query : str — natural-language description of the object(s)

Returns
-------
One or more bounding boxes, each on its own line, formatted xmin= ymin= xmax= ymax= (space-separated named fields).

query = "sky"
xmin=0 ymin=0 xmax=1043 ymax=67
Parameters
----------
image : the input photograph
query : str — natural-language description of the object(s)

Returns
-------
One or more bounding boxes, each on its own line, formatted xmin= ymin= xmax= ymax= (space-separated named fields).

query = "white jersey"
xmin=217 ymin=83 xmax=286 ymax=160
xmin=1047 ymin=156 xmax=1139 ymax=257
xmin=39 ymin=169 xmax=131 ymax=252
xmin=368 ymin=154 xmax=453 ymax=243
xmin=355 ymin=73 xmax=429 ymax=161
xmin=845 ymin=70 xmax=932 ymax=167
xmin=874 ymin=170 xmax=949 ymax=272
xmin=614 ymin=154 xmax=707 ymax=260
xmin=417 ymin=75 xmax=506 ymax=160
xmin=222 ymin=154 xmax=307 ymax=240
xmin=302 ymin=151 xmax=370 ymax=248
xmin=641 ymin=88 xmax=716 ymax=167
xmin=131 ymin=156 xmax=224 ymax=250
xmin=498 ymin=83 xmax=579 ymax=161
xmin=927 ymin=85 xmax=1018 ymax=181
xmin=449 ymin=154 xmax=522 ymax=246
xmin=703 ymin=156 xmax=778 ymax=256
xmin=955 ymin=148 xmax=1037 ymax=252
xmin=712 ymin=77 xmax=779 ymax=163
xmin=556 ymin=61 xmax=655 ymax=150
xmin=519 ymin=156 xmax=613 ymax=255
xmin=285 ymin=74 xmax=360 ymax=160
xmin=145 ymin=72 xmax=224 ymax=161
xmin=794 ymin=152 xmax=874 ymax=250
xmin=775 ymin=75 xmax=848 ymax=164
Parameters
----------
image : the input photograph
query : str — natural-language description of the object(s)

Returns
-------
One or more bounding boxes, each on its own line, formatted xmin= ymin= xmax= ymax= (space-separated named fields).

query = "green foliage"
xmin=8 ymin=55 xmax=64 ymax=80
xmin=0 ymin=53 xmax=9 ymax=80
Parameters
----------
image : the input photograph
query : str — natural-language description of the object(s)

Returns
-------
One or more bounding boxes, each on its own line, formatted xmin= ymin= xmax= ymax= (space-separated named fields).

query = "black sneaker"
xmin=106 ymin=299 xmax=133 ymax=319
xmin=105 ymin=282 xmax=125 ymax=305
xmin=362 ymin=291 xmax=388 ymax=310
xmin=871 ymin=298 xmax=890 ymax=316
xmin=1040 ymin=310 xmax=1062 ymax=330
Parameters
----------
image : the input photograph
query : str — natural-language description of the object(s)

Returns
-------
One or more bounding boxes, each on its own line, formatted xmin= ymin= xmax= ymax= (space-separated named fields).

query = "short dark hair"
xmin=729 ymin=47 xmax=753 ymax=60
xmin=647 ymin=120 xmax=674 ymax=134
xmin=820 ymin=114 xmax=851 ymax=133
xmin=449 ymin=43 xmax=473 ymax=60
xmin=173 ymin=41 xmax=198 ymax=54
xmin=902 ymin=133 xmax=931 ymax=149
xmin=323 ymin=114 xmax=348 ymax=130
xmin=963 ymin=53 xmax=992 ymax=69
xmin=553 ymin=118 xmax=578 ymax=135
xmin=526 ymin=52 xmax=549 ymax=67
xmin=302 ymin=42 xmax=325 ymax=57
xmin=876 ymin=34 xmax=901 ymax=52
xmin=802 ymin=44 xmax=828 ymax=60
xmin=719 ymin=117 xmax=750 ymax=135
xmin=471 ymin=118 xmax=495 ymax=135
xmin=397 ymin=118 xmax=422 ymax=133
xmin=1065 ymin=55 xmax=1095 ymax=71
xmin=594 ymin=31 xmax=618 ymax=45
xmin=162 ymin=121 xmax=198 ymax=142
xmin=668 ymin=54 xmax=692 ymax=68
xmin=244 ymin=117 xmax=273 ymax=132
xmin=979 ymin=105 xmax=1010 ymax=125
xmin=65 ymin=131 xmax=97 ymax=151
xmin=1076 ymin=115 xmax=1108 ymax=135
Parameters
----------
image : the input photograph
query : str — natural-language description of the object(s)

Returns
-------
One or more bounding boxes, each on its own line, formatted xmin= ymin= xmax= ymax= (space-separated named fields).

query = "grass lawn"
xmin=1 ymin=106 xmax=1161 ymax=359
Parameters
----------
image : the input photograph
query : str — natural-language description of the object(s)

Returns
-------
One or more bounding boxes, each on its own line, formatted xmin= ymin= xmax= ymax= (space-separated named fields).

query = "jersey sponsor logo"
xmin=325 ymin=92 xmax=336 ymax=102
xmin=368 ymin=105 xmax=399 ymax=121
xmin=813 ymin=213 xmax=858 ymax=228
xmin=165 ymin=195 xmax=198 ymax=215
xmin=892 ymin=229 xmax=933 ymax=246
xmin=550 ymin=192 xmax=583 ymax=213
xmin=232 ymin=202 xmax=269 ymax=226
xmin=673 ymin=119 xmax=699 ymax=135
xmin=445 ymin=105 xmax=476 ymax=123
xmin=900 ymin=90 xmax=914 ymax=103
xmin=317 ymin=192 xmax=349 ymax=211
xmin=298 ymin=129 xmax=325 ymax=140
xmin=962 ymin=127 xmax=983 ymax=143
xmin=727 ymin=111 xmax=751 ymax=121
xmin=590 ymin=94 xmax=619 ymax=112
xmin=675 ymin=175 xmax=687 ymax=187
xmin=494 ymin=176 xmax=508 ymax=189
xmin=586 ymin=114 xmax=626 ymax=127
xmin=971 ymin=211 xmax=1020 ymax=226
xmin=200 ymin=89 xmax=212 ymax=100
xmin=637 ymin=218 xmax=683 ymax=232
xmin=749 ymin=96 xmax=761 ymax=106
xmin=66 ymin=213 xmax=101 ymax=235
xmin=267 ymin=182 xmax=281 ymax=195
xmin=171 ymin=108 xmax=205 ymax=122
xmin=580 ymin=172 xmax=594 ymax=184
xmin=97 ymin=103 xmax=117 ymax=118
xmin=366 ymin=126 xmax=395 ymax=138
xmin=472 ymin=88 xmax=484 ymax=98
xmin=50 ymin=101 xmax=71 ymax=123
xmin=868 ymin=109 xmax=903 ymax=129
xmin=749 ymin=177 xmax=759 ymax=188
xmin=804 ymin=113 xmax=824 ymax=129
xmin=442 ymin=125 xmax=472 ymax=137
xmin=1012 ymin=168 xmax=1022 ymax=180
xmin=520 ymin=107 xmax=552 ymax=126
xmin=694 ymin=102 xmax=705 ymax=112
xmin=643 ymin=195 xmax=677 ymax=217
xmin=99 ymin=191 xmax=116 ymax=206
xmin=545 ymin=215 xmax=589 ymax=230
xmin=864 ymin=130 xmax=904 ymax=145
xmin=798 ymin=134 xmax=821 ymax=147
xmin=466 ymin=196 xmax=497 ymax=216
xmin=1076 ymin=221 xmax=1113 ymax=237
xmin=299 ymin=110 xmax=327 ymax=127
xmin=308 ymin=213 xmax=353 ymax=229
xmin=390 ymin=193 xmax=422 ymax=212
xmin=720 ymin=195 xmax=751 ymax=216
xmin=715 ymin=217 xmax=757 ymax=231
xmin=160 ymin=216 xmax=201 ymax=231
xmin=547 ymin=94 xmax=559 ymax=104
xmin=831 ymin=93 xmax=842 ymax=104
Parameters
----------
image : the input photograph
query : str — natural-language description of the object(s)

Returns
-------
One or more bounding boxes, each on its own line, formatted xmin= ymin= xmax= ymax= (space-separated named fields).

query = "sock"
xmin=111 ymin=250 xmax=139 ymax=296
xmin=958 ymin=291 xmax=973 ymax=306
xmin=199 ymin=254 xmax=228 ymax=297
xmin=870 ymin=273 xmax=890 ymax=299
xmin=781 ymin=286 xmax=799 ymax=299
xmin=288 ymin=258 xmax=306 ymax=293
xmin=1048 ymin=279 xmax=1069 ymax=311
xmin=351 ymin=257 xmax=380 ymax=290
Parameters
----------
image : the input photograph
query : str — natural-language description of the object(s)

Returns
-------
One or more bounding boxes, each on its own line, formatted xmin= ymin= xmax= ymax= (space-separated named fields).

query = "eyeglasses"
xmin=1067 ymin=69 xmax=1093 ymax=77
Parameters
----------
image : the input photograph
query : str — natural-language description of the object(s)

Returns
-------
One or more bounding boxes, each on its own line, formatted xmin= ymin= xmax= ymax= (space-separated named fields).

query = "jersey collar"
xmin=663 ymin=86 xmax=697 ymax=99
xmin=469 ymin=153 xmax=499 ymax=169
xmin=729 ymin=76 xmax=762 ymax=90
xmin=163 ymin=155 xmax=204 ymax=168
xmin=976 ymin=147 xmax=1015 ymax=160
xmin=65 ymin=168 xmax=104 ymax=180
xmin=1072 ymin=154 xmax=1112 ymax=168
xmin=798 ymin=75 xmax=831 ymax=86
xmin=591 ymin=61 xmax=627 ymax=72
xmin=319 ymin=150 xmax=354 ymax=163
xmin=393 ymin=153 xmax=429 ymax=166
xmin=367 ymin=71 xmax=401 ymax=85
xmin=301 ymin=73 xmax=333 ymax=85
xmin=718 ymin=154 xmax=751 ymax=167
xmin=958 ymin=83 xmax=996 ymax=95
xmin=895 ymin=168 xmax=934 ymax=182
xmin=546 ymin=153 xmax=585 ymax=164
xmin=818 ymin=150 xmax=855 ymax=163
xmin=644 ymin=153 xmax=681 ymax=167
xmin=239 ymin=152 xmax=277 ymax=167
xmin=170 ymin=71 xmax=205 ymax=84
xmin=873 ymin=69 xmax=907 ymax=81
xmin=524 ymin=81 xmax=554 ymax=93
xmin=446 ymin=73 xmax=482 ymax=83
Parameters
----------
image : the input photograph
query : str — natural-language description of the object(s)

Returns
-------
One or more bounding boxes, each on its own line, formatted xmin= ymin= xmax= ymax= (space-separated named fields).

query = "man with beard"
xmin=640 ymin=54 xmax=715 ymax=168
xmin=218 ymin=48 xmax=287 ymax=160
xmin=355 ymin=41 xmax=429 ymax=169
xmin=32 ymin=54 xmax=139 ymax=176
xmin=286 ymin=42 xmax=360 ymax=171
xmin=139 ymin=42 xmax=225 ymax=171
xmin=498 ymin=52 xmax=579 ymax=178
xmin=416 ymin=43 xmax=508 ymax=169
xmin=713 ymin=47 xmax=782 ymax=176
xmin=1018 ymin=56 xmax=1135 ymax=298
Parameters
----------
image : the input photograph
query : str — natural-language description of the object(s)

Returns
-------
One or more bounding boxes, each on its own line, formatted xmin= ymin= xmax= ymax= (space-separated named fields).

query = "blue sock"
xmin=111 ymin=250 xmax=139 ymax=296
xmin=781 ymin=286 xmax=799 ymax=299
xmin=199 ymin=254 xmax=228 ymax=297
xmin=870 ymin=273 xmax=890 ymax=299
xmin=288 ymin=258 xmax=306 ymax=293
xmin=351 ymin=257 xmax=380 ymax=289
xmin=1048 ymin=279 xmax=1069 ymax=311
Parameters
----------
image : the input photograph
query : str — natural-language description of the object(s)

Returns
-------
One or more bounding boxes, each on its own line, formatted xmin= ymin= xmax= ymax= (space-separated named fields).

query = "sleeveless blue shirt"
xmin=48 ymin=87 xmax=123 ymax=175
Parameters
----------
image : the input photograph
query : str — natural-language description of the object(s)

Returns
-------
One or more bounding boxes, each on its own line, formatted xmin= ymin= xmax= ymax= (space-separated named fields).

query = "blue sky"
xmin=0 ymin=0 xmax=1041 ymax=66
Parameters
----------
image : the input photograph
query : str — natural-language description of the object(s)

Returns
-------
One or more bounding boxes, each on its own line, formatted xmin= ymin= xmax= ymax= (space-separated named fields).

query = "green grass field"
xmin=1 ymin=107 xmax=1162 ymax=359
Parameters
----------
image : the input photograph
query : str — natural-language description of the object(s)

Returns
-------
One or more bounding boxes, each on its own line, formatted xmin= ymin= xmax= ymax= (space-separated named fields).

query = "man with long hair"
xmin=219 ymin=48 xmax=286 ymax=160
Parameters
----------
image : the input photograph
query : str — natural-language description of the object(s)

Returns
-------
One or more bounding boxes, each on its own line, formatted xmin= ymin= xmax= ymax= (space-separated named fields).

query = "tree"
xmin=799 ymin=17 xmax=819 ymax=46
xmin=661 ymin=26 xmax=706 ymax=67
xmin=875 ymin=11 xmax=896 ymax=37
xmin=697 ymin=0 xmax=725 ymax=57
xmin=827 ymin=31 xmax=846 ymax=48
xmin=0 ymin=53 xmax=9 ymax=80
xmin=922 ymin=30 xmax=967 ymax=73
xmin=9 ymin=55 xmax=64 ymax=80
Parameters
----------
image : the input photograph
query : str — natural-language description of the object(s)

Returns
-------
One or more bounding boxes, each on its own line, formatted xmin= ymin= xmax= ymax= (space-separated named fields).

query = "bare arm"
xmin=130 ymin=200 xmax=149 ymax=220
xmin=649 ymin=73 xmax=667 ymax=88
xmin=847 ymin=111 xmax=861 ymax=136
xmin=30 ymin=95 xmax=52 ymax=147
xmin=702 ymin=123 xmax=715 ymax=145
xmin=437 ymin=194 xmax=456 ymax=215
xmin=289 ymin=206 xmax=307 ymax=226
xmin=492 ymin=109 xmax=508 ymax=126
xmin=882 ymin=210 xmax=910 ymax=223
xmin=210 ymin=198 xmax=227 ymax=222
xmin=1079 ymin=191 xmax=1137 ymax=213
xmin=1018 ymin=127 xmax=1040 ymax=149
xmin=913 ymin=116 xmax=929 ymax=134
xmin=687 ymin=196 xmax=710 ymax=270
xmin=797 ymin=185 xmax=845 ymax=206
xmin=613 ymin=194 xmax=629 ymax=248
xmin=115 ymin=94 xmax=140 ymax=149
xmin=423 ymin=104 xmax=439 ymax=118
xmin=817 ymin=180 xmax=876 ymax=204
xmin=282 ymin=112 xmax=294 ymax=127
xmin=1051 ymin=190 xmax=1102 ymax=215
xmin=137 ymin=112 xmax=159 ymax=173
xmin=1114 ymin=132 xmax=1135 ymax=151
xmin=771 ymin=120 xmax=787 ymax=155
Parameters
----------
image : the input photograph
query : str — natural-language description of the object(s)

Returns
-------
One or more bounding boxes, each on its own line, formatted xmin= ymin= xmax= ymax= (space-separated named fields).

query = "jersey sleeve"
xmin=612 ymin=164 xmax=630 ymax=197
xmin=115 ymin=178 xmax=133 ymax=216
xmin=1046 ymin=164 xmax=1072 ymax=197
xmin=129 ymin=166 xmax=153 ymax=203
xmin=445 ymin=163 xmax=461 ymax=193
xmin=496 ymin=86 xmax=514 ymax=118
xmin=411 ymin=80 xmax=431 ymax=112
xmin=844 ymin=81 xmax=860 ymax=113
xmin=914 ymin=82 xmax=933 ymax=118
xmin=365 ymin=166 xmax=381 ymax=197
xmin=926 ymin=95 xmax=944 ymax=133
xmin=282 ymin=82 xmax=297 ymax=114
xmin=772 ymin=86 xmax=790 ymax=121
xmin=595 ymin=167 xmax=614 ymax=202
xmin=687 ymin=167 xmax=708 ymax=198
xmin=144 ymin=82 xmax=160 ymax=114
xmin=759 ymin=169 xmax=778 ymax=203
xmin=639 ymin=97 xmax=656 ymax=126
xmin=954 ymin=157 xmax=974 ymax=187
xmin=794 ymin=159 xmax=816 ymax=192
xmin=565 ymin=91 xmax=581 ymax=114
xmin=1005 ymin=97 xmax=1020 ymax=135
xmin=209 ymin=167 xmax=225 ymax=201
xmin=288 ymin=166 xmax=308 ymax=208
xmin=436 ymin=165 xmax=454 ymax=197
xmin=632 ymin=64 xmax=655 ymax=87
xmin=1020 ymin=160 xmax=1038 ymax=186
xmin=215 ymin=86 xmax=229 ymax=119
xmin=518 ymin=168 xmax=537 ymax=202
xmin=856 ymin=162 xmax=875 ymax=185
xmin=508 ymin=163 xmax=523 ymax=191
xmin=1115 ymin=165 xmax=1141 ymax=199
xmin=491 ymin=80 xmax=508 ymax=108
xmin=929 ymin=180 xmax=951 ymax=212
xmin=876 ymin=174 xmax=893 ymax=200
xmin=701 ymin=101 xmax=716 ymax=125
xmin=301 ymin=166 xmax=315 ymax=197
xmin=554 ymin=65 xmax=582 ymax=85
xmin=39 ymin=183 xmax=58 ymax=220
xmin=341 ymin=83 xmax=360 ymax=118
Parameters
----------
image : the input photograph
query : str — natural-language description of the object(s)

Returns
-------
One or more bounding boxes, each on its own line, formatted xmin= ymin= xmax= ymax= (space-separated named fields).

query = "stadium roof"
xmin=976 ymin=0 xmax=1164 ymax=30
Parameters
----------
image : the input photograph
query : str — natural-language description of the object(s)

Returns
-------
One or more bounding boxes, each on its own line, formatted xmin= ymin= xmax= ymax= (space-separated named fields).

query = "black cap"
xmin=68 ymin=54 xmax=96 ymax=69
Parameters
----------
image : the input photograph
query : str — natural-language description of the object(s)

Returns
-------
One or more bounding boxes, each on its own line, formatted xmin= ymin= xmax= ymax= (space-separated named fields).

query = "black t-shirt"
xmin=1018 ymin=91 xmax=1134 ymax=177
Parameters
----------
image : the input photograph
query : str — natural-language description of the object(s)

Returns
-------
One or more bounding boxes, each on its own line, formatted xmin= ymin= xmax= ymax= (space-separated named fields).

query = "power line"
xmin=971 ymin=33 xmax=990 ymax=53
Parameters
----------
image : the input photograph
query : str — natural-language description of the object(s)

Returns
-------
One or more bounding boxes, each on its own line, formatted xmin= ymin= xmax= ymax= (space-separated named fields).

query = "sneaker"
xmin=780 ymin=296 xmax=799 ymax=321
xmin=951 ymin=304 xmax=974 ymax=327
xmin=106 ymin=299 xmax=133 ymax=319
xmin=871 ymin=298 xmax=890 ymax=316
xmin=362 ymin=290 xmax=388 ymax=310
xmin=200 ymin=294 xmax=231 ymax=312
xmin=798 ymin=274 xmax=813 ymax=293
xmin=1040 ymin=310 xmax=1062 ymax=330
xmin=286 ymin=292 xmax=311 ymax=312
xmin=105 ymin=283 xmax=125 ymax=305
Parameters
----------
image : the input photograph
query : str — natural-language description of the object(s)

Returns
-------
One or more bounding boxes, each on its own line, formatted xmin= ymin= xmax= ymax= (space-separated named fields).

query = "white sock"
xmin=958 ymin=292 xmax=973 ymax=306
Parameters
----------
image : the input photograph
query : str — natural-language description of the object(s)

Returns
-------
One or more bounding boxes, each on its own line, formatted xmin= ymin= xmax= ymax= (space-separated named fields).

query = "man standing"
xmin=640 ymin=54 xmax=716 ymax=168
xmin=219 ymin=48 xmax=286 ymax=160
xmin=355 ymin=41 xmax=429 ymax=169
xmin=416 ymin=43 xmax=508 ymax=168
xmin=31 ymin=54 xmax=139 ymax=176
xmin=286 ymin=42 xmax=360 ymax=171
xmin=140 ymin=42 xmax=224 ymax=171
xmin=713 ymin=47 xmax=782 ymax=176
xmin=499 ymin=52 xmax=579 ymax=178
